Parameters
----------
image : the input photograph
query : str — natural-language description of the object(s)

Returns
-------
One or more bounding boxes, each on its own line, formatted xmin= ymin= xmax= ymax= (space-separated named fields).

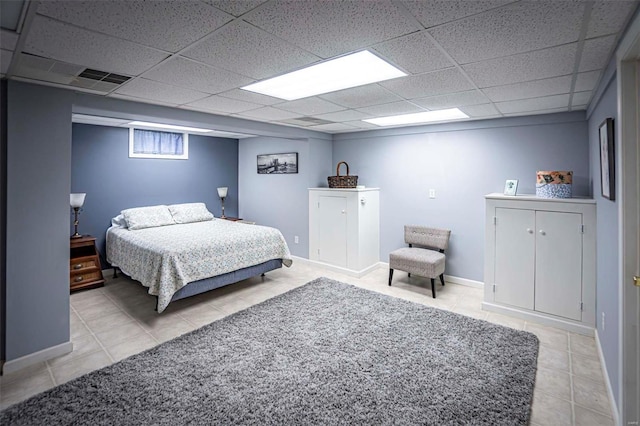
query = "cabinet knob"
xmin=527 ymin=228 xmax=533 ymax=234
xmin=73 ymin=264 xmax=82 ymax=270
xmin=341 ymin=210 xmax=346 ymax=214
xmin=74 ymin=276 xmax=84 ymax=282
xmin=539 ymin=230 xmax=546 ymax=236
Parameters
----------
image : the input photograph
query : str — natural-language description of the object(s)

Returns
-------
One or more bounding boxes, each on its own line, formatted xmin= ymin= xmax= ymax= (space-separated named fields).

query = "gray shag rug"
xmin=1 ymin=277 xmax=539 ymax=425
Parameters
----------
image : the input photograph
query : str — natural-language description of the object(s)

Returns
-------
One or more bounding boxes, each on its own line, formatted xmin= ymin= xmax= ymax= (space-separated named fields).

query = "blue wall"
xmin=588 ymin=73 xmax=620 ymax=404
xmin=332 ymin=112 xmax=590 ymax=282
xmin=6 ymin=81 xmax=73 ymax=360
xmin=238 ymin=136 xmax=332 ymax=258
xmin=71 ymin=123 xmax=239 ymax=265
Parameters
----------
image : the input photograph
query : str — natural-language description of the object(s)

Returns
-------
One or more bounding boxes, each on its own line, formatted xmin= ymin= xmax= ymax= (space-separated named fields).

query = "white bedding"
xmin=106 ymin=219 xmax=292 ymax=312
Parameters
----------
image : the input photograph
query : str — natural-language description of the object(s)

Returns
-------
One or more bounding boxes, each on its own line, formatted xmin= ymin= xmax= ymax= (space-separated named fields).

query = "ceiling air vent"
xmin=78 ymin=68 xmax=131 ymax=84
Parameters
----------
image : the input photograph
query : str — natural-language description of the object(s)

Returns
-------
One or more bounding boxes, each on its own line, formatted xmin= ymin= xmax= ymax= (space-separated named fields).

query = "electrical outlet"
xmin=602 ymin=312 xmax=606 ymax=331
xmin=429 ymin=189 xmax=436 ymax=199
xmin=294 ymin=235 xmax=299 ymax=244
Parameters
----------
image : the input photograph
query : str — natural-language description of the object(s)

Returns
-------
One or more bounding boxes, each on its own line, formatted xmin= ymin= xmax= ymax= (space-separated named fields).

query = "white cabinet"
xmin=309 ymin=188 xmax=380 ymax=275
xmin=484 ymin=194 xmax=596 ymax=334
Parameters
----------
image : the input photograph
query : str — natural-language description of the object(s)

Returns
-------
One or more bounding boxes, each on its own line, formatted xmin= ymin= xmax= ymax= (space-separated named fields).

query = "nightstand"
xmin=70 ymin=235 xmax=105 ymax=292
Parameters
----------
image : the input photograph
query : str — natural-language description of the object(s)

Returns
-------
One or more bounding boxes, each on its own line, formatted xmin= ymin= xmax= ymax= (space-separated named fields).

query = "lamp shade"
xmin=70 ymin=193 xmax=86 ymax=208
xmin=217 ymin=187 xmax=228 ymax=198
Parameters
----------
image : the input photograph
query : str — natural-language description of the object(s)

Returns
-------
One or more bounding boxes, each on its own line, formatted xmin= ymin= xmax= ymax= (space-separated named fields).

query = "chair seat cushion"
xmin=389 ymin=247 xmax=445 ymax=278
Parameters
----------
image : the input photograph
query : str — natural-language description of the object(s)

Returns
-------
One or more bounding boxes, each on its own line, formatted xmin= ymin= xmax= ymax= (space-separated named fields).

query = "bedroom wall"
xmin=71 ymin=123 xmax=239 ymax=266
xmin=332 ymin=112 xmax=590 ymax=282
xmin=5 ymin=81 xmax=73 ymax=361
xmin=238 ymin=136 xmax=332 ymax=258
xmin=1 ymin=80 xmax=7 ymax=362
xmin=587 ymin=72 xmax=620 ymax=404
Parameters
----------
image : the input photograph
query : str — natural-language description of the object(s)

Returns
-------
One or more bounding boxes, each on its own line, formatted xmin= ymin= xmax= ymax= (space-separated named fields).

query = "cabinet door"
xmin=317 ymin=196 xmax=347 ymax=267
xmin=494 ymin=208 xmax=535 ymax=309
xmin=535 ymin=211 xmax=582 ymax=320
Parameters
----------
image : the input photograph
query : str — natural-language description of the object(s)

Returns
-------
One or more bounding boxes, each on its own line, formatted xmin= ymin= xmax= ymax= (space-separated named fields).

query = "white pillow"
xmin=111 ymin=214 xmax=128 ymax=228
xmin=121 ymin=205 xmax=175 ymax=230
xmin=168 ymin=202 xmax=214 ymax=224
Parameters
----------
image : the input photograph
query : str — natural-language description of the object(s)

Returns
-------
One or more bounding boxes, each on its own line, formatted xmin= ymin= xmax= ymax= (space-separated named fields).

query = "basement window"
xmin=128 ymin=128 xmax=189 ymax=160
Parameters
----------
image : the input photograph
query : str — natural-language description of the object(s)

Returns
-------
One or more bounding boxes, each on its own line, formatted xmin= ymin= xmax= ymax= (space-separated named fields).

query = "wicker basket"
xmin=327 ymin=161 xmax=358 ymax=188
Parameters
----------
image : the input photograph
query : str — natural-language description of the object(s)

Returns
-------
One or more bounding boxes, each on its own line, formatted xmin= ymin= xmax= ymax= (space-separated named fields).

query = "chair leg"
xmin=440 ymin=274 xmax=445 ymax=286
xmin=430 ymin=278 xmax=436 ymax=298
xmin=388 ymin=269 xmax=394 ymax=286
xmin=408 ymin=272 xmax=411 ymax=278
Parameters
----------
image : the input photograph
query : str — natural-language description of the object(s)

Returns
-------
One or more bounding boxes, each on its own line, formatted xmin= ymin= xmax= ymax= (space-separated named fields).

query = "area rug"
xmin=1 ymin=277 xmax=539 ymax=425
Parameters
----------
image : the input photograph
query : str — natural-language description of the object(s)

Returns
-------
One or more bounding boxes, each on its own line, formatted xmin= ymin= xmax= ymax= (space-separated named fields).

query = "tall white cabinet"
xmin=483 ymin=194 xmax=596 ymax=335
xmin=309 ymin=188 xmax=380 ymax=275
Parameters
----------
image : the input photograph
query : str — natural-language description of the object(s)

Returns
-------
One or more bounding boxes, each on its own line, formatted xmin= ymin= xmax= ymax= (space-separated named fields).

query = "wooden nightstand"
xmin=70 ymin=235 xmax=105 ymax=292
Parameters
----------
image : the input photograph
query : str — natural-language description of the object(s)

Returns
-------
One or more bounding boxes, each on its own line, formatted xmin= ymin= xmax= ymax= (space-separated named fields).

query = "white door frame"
xmin=616 ymin=12 xmax=639 ymax=426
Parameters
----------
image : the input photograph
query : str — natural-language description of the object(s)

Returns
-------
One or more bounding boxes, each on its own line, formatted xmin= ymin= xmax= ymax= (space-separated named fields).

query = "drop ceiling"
xmin=1 ymin=0 xmax=637 ymax=133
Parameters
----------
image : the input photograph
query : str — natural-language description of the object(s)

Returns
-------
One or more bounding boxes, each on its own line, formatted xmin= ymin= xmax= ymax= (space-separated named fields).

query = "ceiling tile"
xmin=217 ymin=89 xmax=283 ymax=106
xmin=411 ymin=90 xmax=489 ymax=109
xmin=307 ymin=122 xmax=359 ymax=133
xmin=114 ymin=78 xmax=209 ymax=104
xmin=483 ymin=75 xmax=572 ymax=102
xmin=371 ymin=31 xmax=454 ymax=74
xmin=36 ymin=0 xmax=233 ymax=53
xmin=356 ymin=101 xmax=425 ymax=116
xmin=142 ymin=57 xmax=253 ymax=95
xmin=276 ymin=97 xmax=345 ymax=115
xmin=108 ymin=93 xmax=180 ymax=107
xmin=574 ymin=71 xmax=601 ymax=92
xmin=343 ymin=120 xmax=380 ymax=130
xmin=202 ymin=0 xmax=267 ymax=17
xmin=320 ymin=84 xmax=403 ymax=109
xmin=459 ymin=103 xmax=500 ymax=117
xmin=571 ymin=91 xmax=593 ymax=107
xmin=429 ymin=1 xmax=583 ymax=64
xmin=237 ymin=106 xmax=303 ymax=121
xmin=503 ymin=107 xmax=569 ymax=117
xmin=463 ymin=43 xmax=577 ymax=88
xmin=25 ymin=16 xmax=167 ymax=75
xmin=579 ymin=35 xmax=617 ymax=72
xmin=401 ymin=0 xmax=514 ymax=29
xmin=495 ymin=94 xmax=570 ymax=114
xmin=243 ymin=0 xmax=420 ymax=58
xmin=182 ymin=20 xmax=319 ymax=80
xmin=380 ymin=68 xmax=474 ymax=99
xmin=587 ymin=1 xmax=638 ymax=39
xmin=1 ymin=49 xmax=12 ymax=74
xmin=314 ymin=109 xmax=371 ymax=122
xmin=0 ymin=29 xmax=18 ymax=51
xmin=184 ymin=95 xmax=262 ymax=114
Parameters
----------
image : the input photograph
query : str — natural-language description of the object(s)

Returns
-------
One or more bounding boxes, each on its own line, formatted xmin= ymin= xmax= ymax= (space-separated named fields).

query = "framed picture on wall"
xmin=599 ymin=118 xmax=615 ymax=200
xmin=504 ymin=179 xmax=518 ymax=196
xmin=257 ymin=152 xmax=298 ymax=174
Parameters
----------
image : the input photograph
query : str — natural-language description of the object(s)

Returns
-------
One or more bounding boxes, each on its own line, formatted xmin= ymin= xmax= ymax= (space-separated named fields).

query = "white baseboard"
xmin=2 ymin=341 xmax=73 ymax=375
xmin=482 ymin=301 xmax=595 ymax=336
xmin=291 ymin=256 xmax=382 ymax=277
xmin=594 ymin=330 xmax=620 ymax=425
xmin=376 ymin=261 xmax=484 ymax=289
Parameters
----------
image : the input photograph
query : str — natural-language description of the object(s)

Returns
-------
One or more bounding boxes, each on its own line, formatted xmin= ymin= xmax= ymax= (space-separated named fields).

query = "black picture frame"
xmin=257 ymin=152 xmax=298 ymax=174
xmin=599 ymin=118 xmax=615 ymax=200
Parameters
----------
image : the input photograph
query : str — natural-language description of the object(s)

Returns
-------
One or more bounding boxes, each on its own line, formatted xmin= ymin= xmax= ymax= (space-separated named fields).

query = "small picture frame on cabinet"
xmin=504 ymin=179 xmax=518 ymax=196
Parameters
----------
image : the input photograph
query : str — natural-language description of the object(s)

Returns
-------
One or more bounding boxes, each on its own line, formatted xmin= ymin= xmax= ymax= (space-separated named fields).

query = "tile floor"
xmin=0 ymin=261 xmax=614 ymax=425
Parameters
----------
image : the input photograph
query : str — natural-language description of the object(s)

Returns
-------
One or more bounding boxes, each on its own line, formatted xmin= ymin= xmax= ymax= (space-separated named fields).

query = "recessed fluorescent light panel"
xmin=241 ymin=51 xmax=406 ymax=101
xmin=127 ymin=121 xmax=214 ymax=133
xmin=363 ymin=108 xmax=469 ymax=126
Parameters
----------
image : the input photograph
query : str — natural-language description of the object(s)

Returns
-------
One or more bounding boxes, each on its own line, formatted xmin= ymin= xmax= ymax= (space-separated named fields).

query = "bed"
xmin=106 ymin=203 xmax=292 ymax=312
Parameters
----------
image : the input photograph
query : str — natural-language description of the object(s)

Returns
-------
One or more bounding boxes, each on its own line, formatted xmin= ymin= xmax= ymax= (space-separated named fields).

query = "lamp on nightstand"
xmin=217 ymin=187 xmax=228 ymax=219
xmin=70 ymin=193 xmax=86 ymax=238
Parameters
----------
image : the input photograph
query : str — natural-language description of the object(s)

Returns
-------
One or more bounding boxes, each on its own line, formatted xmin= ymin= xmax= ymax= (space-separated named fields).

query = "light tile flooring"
xmin=1 ymin=261 xmax=614 ymax=425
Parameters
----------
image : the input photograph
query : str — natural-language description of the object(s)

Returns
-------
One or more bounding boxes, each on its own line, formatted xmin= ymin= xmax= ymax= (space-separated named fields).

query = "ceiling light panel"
xmin=25 ymin=16 xmax=167 ymax=75
xmin=183 ymin=20 xmax=319 ymax=80
xmin=243 ymin=0 xmax=420 ymax=58
xmin=36 ymin=0 xmax=233 ymax=52
xmin=241 ymin=51 xmax=406 ymax=101
xmin=364 ymin=108 xmax=469 ymax=126
xmin=428 ymin=1 xmax=584 ymax=64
